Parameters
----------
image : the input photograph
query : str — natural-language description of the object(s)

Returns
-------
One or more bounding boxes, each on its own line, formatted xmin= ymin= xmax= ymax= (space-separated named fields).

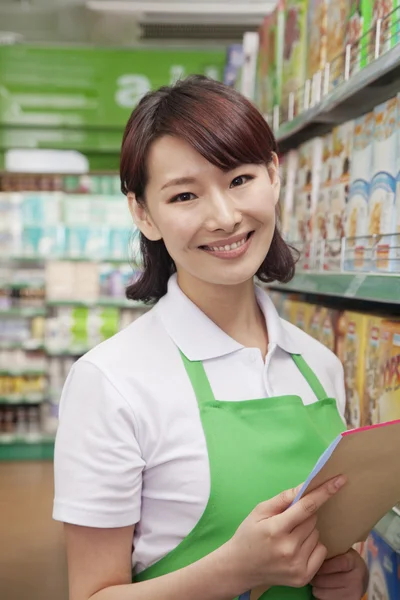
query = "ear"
xmin=268 ymin=153 xmax=281 ymax=206
xmin=127 ymin=193 xmax=162 ymax=241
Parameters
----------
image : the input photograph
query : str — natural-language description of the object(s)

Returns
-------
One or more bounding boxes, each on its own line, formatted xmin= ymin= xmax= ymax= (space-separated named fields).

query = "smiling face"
xmin=129 ymin=135 xmax=280 ymax=291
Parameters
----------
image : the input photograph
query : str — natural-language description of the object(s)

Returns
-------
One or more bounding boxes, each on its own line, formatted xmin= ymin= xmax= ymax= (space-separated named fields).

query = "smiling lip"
xmin=200 ymin=231 xmax=254 ymax=259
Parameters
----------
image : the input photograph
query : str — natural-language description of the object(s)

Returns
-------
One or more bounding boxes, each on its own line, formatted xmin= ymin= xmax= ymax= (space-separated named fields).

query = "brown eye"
xmin=170 ymin=192 xmax=196 ymax=203
xmin=230 ymin=175 xmax=253 ymax=188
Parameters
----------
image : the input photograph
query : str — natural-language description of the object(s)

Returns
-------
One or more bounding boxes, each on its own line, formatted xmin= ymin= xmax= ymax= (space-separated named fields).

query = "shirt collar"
xmin=156 ymin=274 xmax=300 ymax=361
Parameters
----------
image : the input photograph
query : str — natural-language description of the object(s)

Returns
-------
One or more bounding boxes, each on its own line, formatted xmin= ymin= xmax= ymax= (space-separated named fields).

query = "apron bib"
xmin=135 ymin=351 xmax=345 ymax=599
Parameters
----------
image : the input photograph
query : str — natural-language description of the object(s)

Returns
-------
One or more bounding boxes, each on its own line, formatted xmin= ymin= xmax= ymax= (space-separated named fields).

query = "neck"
xmin=176 ymin=272 xmax=269 ymax=357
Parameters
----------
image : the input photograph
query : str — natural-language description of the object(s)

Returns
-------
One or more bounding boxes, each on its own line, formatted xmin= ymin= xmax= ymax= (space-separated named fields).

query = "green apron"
xmin=135 ymin=350 xmax=345 ymax=599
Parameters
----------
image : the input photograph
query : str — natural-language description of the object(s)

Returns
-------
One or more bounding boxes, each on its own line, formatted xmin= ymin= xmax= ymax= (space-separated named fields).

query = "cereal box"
xmin=318 ymin=307 xmax=342 ymax=354
xmin=342 ymin=311 xmax=369 ymax=428
xmin=329 ymin=121 xmax=354 ymax=239
xmin=346 ymin=0 xmax=373 ymax=74
xmin=281 ymin=150 xmax=299 ymax=240
xmin=379 ymin=320 xmax=400 ymax=423
xmin=281 ymin=0 xmax=308 ymax=117
xmin=314 ymin=134 xmax=333 ymax=244
xmin=371 ymin=0 xmax=400 ymax=55
xmin=370 ymin=98 xmax=398 ymax=270
xmin=346 ymin=113 xmax=374 ymax=270
xmin=293 ymin=301 xmax=313 ymax=332
xmin=366 ymin=515 xmax=400 ymax=600
xmin=308 ymin=304 xmax=324 ymax=340
xmin=327 ymin=0 xmax=351 ymax=86
xmin=256 ymin=16 xmax=272 ymax=116
xmin=364 ymin=316 xmax=384 ymax=425
xmin=295 ymin=138 xmax=323 ymax=248
xmin=307 ymin=0 xmax=328 ymax=80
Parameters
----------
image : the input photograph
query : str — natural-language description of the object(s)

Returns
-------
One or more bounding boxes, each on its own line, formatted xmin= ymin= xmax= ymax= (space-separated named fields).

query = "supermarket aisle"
xmin=0 ymin=461 xmax=68 ymax=600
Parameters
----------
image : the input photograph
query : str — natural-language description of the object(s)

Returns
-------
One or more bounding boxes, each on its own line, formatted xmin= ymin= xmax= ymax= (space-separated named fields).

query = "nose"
xmin=205 ymin=189 xmax=242 ymax=232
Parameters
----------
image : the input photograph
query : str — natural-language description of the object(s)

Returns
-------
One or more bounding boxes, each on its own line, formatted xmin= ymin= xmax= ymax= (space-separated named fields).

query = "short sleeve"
xmin=53 ymin=359 xmax=145 ymax=528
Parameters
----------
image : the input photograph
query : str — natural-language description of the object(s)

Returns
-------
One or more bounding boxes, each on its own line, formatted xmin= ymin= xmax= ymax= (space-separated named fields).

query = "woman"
xmin=53 ymin=76 xmax=368 ymax=600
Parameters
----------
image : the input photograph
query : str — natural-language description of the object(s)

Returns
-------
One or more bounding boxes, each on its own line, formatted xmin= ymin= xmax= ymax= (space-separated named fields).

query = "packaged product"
xmin=370 ymin=97 xmax=398 ymax=270
xmin=317 ymin=307 xmax=344 ymax=355
xmin=364 ymin=316 xmax=384 ymax=426
xmin=326 ymin=0 xmax=351 ymax=86
xmin=379 ymin=320 xmax=400 ymax=422
xmin=270 ymin=0 xmax=285 ymax=112
xmin=294 ymin=138 xmax=323 ymax=247
xmin=346 ymin=113 xmax=374 ymax=270
xmin=281 ymin=0 xmax=308 ymax=117
xmin=346 ymin=0 xmax=373 ymax=74
xmin=307 ymin=0 xmax=328 ymax=80
xmin=223 ymin=44 xmax=244 ymax=86
xmin=292 ymin=301 xmax=313 ymax=333
xmin=307 ymin=304 xmax=324 ymax=341
xmin=314 ymin=134 xmax=333 ymax=244
xmin=365 ymin=514 xmax=400 ymax=600
xmin=342 ymin=311 xmax=369 ymax=428
xmin=239 ymin=32 xmax=259 ymax=101
xmin=371 ymin=0 xmax=400 ymax=56
xmin=328 ymin=121 xmax=354 ymax=240
xmin=281 ymin=150 xmax=299 ymax=240
xmin=256 ymin=16 xmax=273 ymax=116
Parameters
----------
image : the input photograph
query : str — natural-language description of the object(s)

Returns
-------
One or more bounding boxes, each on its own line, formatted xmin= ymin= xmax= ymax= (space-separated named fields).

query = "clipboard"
xmin=292 ymin=419 xmax=400 ymax=558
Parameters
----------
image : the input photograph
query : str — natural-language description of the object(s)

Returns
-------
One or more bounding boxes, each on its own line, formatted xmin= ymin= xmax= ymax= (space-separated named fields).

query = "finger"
xmin=312 ymin=586 xmax=347 ymax=600
xmin=291 ymin=514 xmax=318 ymax=545
xmin=311 ymin=570 xmax=353 ymax=590
xmin=306 ymin=543 xmax=328 ymax=582
xmin=256 ymin=483 xmax=304 ymax=518
xmin=280 ymin=476 xmax=346 ymax=531
xmin=300 ymin=528 xmax=320 ymax=561
xmin=315 ymin=550 xmax=356 ymax=576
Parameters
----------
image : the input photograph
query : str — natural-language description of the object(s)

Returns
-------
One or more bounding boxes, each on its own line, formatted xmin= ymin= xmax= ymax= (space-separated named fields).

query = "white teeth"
xmin=207 ymin=236 xmax=248 ymax=252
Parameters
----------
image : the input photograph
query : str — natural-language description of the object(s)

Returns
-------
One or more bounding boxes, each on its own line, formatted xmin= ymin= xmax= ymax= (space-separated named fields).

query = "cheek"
xmin=157 ymin=209 xmax=199 ymax=249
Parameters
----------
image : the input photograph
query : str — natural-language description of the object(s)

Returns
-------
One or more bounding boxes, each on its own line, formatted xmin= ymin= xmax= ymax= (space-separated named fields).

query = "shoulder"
xmin=76 ymin=304 xmax=178 ymax=385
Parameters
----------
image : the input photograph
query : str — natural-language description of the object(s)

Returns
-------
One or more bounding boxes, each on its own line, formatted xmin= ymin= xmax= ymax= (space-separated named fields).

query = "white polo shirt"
xmin=53 ymin=274 xmax=346 ymax=574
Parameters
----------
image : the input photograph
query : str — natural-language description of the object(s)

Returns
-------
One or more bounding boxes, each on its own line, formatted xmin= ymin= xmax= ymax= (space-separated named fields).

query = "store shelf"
xmin=46 ymin=298 xmax=147 ymax=309
xmin=276 ymin=44 xmax=400 ymax=150
xmin=45 ymin=347 xmax=91 ymax=357
xmin=0 ymin=438 xmax=55 ymax=461
xmin=268 ymin=272 xmax=400 ymax=304
xmin=0 ymin=370 xmax=46 ymax=377
xmin=0 ymin=396 xmax=46 ymax=405
xmin=0 ymin=340 xmax=45 ymax=351
xmin=0 ymin=307 xmax=46 ymax=318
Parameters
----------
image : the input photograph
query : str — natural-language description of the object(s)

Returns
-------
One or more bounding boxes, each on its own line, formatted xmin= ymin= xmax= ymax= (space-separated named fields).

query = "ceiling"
xmin=0 ymin=0 xmax=276 ymax=46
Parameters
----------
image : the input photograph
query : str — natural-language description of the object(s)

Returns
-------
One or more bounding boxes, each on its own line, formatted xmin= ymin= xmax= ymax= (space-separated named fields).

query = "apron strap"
xmin=291 ymin=354 xmax=328 ymax=402
xmin=179 ymin=350 xmax=216 ymax=405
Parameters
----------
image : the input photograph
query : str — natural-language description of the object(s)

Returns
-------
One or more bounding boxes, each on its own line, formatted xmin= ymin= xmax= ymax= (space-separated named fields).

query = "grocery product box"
xmin=327 ymin=0 xmax=351 ymax=86
xmin=342 ymin=311 xmax=369 ymax=428
xmin=364 ymin=316 xmax=384 ymax=426
xmin=346 ymin=113 xmax=374 ymax=270
xmin=256 ymin=16 xmax=273 ymax=116
xmin=281 ymin=0 xmax=308 ymax=116
xmin=306 ymin=0 xmax=328 ymax=80
xmin=294 ymin=138 xmax=323 ymax=246
xmin=379 ymin=320 xmax=400 ymax=422
xmin=366 ymin=513 xmax=400 ymax=600
xmin=281 ymin=150 xmax=298 ymax=240
xmin=371 ymin=0 xmax=400 ymax=55
xmin=314 ymin=134 xmax=333 ymax=244
xmin=346 ymin=0 xmax=373 ymax=74
xmin=370 ymin=98 xmax=398 ymax=271
xmin=329 ymin=121 xmax=354 ymax=239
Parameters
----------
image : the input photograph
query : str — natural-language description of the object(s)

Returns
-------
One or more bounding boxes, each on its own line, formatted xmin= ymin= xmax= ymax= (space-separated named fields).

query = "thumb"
xmin=256 ymin=484 xmax=303 ymax=518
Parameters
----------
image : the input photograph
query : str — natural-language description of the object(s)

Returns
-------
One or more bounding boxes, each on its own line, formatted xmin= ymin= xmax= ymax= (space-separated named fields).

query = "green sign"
xmin=0 ymin=45 xmax=225 ymax=153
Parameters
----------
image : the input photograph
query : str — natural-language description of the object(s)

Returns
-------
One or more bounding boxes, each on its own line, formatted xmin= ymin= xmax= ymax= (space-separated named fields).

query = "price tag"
xmin=344 ymin=274 xmax=366 ymax=298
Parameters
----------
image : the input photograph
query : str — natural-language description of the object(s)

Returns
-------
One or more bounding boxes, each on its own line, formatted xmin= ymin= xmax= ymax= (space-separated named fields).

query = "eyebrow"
xmin=161 ymin=176 xmax=198 ymax=191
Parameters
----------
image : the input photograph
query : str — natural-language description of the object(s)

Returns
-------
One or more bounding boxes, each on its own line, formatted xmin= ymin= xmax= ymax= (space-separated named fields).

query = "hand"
xmin=311 ymin=549 xmax=369 ymax=599
xmin=226 ymin=476 xmax=346 ymax=593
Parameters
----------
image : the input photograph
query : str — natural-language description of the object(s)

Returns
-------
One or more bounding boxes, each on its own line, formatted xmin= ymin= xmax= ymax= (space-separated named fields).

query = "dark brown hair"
xmin=120 ymin=75 xmax=297 ymax=303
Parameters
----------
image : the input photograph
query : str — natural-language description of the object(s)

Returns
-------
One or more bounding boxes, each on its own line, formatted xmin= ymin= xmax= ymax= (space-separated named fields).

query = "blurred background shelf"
xmin=0 ymin=307 xmax=46 ymax=318
xmin=0 ymin=438 xmax=55 ymax=461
